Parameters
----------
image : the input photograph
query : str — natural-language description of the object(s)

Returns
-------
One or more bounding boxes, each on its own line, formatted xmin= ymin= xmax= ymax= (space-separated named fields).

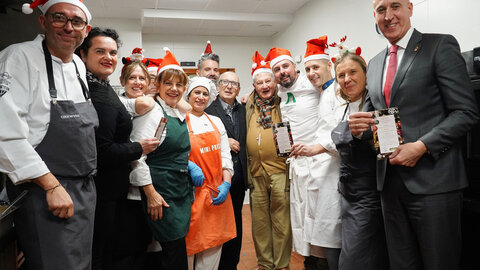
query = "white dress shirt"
xmin=382 ymin=27 xmax=414 ymax=93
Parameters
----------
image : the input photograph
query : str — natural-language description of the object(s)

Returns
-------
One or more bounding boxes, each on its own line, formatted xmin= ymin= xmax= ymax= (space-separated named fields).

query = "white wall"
xmin=90 ymin=0 xmax=480 ymax=89
xmin=142 ymin=34 xmax=272 ymax=97
xmin=273 ymin=0 xmax=480 ymax=73
xmin=89 ymin=18 xmax=142 ymax=86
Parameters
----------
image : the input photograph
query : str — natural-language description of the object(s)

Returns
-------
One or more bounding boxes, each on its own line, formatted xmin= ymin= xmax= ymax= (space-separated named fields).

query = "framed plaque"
xmin=372 ymin=107 xmax=403 ymax=160
xmin=272 ymin=121 xmax=294 ymax=157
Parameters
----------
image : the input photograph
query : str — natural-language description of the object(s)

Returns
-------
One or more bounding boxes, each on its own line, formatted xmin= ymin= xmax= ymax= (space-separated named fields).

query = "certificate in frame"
xmin=372 ymin=107 xmax=403 ymax=160
xmin=272 ymin=121 xmax=294 ymax=157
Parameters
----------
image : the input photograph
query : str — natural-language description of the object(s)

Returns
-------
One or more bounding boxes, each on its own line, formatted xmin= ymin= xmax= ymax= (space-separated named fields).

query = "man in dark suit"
xmin=205 ymin=71 xmax=247 ymax=270
xmin=348 ymin=0 xmax=479 ymax=269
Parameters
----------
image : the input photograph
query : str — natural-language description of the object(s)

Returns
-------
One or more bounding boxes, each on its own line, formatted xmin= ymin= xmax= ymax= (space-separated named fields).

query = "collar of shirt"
xmin=322 ymin=78 xmax=335 ymax=91
xmin=219 ymin=98 xmax=238 ymax=116
xmin=382 ymin=27 xmax=414 ymax=92
xmin=155 ymin=95 xmax=186 ymax=122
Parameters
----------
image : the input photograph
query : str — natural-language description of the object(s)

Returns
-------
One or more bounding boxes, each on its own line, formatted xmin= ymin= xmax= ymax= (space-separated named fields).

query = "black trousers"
xmin=382 ymin=168 xmax=463 ymax=270
xmin=158 ymin=237 xmax=188 ymax=270
xmin=219 ymin=171 xmax=246 ymax=270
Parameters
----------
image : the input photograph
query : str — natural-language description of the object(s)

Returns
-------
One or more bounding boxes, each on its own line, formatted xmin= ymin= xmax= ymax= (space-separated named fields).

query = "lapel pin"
xmin=414 ymin=46 xmax=419 ymax=52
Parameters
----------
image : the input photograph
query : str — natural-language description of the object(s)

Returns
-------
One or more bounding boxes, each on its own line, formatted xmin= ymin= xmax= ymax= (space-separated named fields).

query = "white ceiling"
xmin=83 ymin=0 xmax=311 ymax=37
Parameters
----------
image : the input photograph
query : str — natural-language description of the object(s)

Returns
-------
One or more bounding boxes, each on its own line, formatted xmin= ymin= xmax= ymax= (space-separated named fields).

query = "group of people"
xmin=0 ymin=0 xmax=478 ymax=270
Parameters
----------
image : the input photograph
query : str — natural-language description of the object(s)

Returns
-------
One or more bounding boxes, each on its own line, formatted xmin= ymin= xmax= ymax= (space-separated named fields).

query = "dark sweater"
xmin=88 ymin=74 xmax=142 ymax=201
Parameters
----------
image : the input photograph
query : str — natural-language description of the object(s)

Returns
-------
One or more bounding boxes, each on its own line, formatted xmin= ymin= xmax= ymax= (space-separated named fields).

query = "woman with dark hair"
xmin=130 ymin=49 xmax=200 ymax=270
xmin=78 ymin=27 xmax=160 ymax=270
xmin=331 ymin=52 xmax=389 ymax=270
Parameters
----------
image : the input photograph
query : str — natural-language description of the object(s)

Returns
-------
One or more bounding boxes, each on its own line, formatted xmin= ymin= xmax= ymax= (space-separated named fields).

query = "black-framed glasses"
xmin=47 ymin=13 xmax=87 ymax=30
xmin=219 ymin=80 xmax=240 ymax=89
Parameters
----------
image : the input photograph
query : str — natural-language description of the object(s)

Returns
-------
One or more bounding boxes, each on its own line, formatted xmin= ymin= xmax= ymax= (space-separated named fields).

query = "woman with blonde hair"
xmin=331 ymin=51 xmax=389 ymax=270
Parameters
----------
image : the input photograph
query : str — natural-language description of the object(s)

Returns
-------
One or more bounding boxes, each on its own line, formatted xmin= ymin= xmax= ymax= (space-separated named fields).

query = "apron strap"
xmin=186 ymin=113 xmax=220 ymax=134
xmin=42 ymin=39 xmax=57 ymax=103
xmin=42 ymin=39 xmax=91 ymax=103
xmin=341 ymin=102 xmax=350 ymax=122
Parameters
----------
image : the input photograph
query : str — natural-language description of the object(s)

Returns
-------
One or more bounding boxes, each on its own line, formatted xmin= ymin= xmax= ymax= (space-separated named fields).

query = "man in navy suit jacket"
xmin=348 ymin=0 xmax=478 ymax=269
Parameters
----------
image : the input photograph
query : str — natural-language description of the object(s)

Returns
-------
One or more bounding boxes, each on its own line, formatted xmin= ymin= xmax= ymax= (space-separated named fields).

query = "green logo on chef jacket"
xmin=285 ymin=92 xmax=296 ymax=104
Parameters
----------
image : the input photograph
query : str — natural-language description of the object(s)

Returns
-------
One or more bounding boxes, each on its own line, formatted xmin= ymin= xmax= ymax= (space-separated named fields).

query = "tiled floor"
xmin=238 ymin=205 xmax=304 ymax=270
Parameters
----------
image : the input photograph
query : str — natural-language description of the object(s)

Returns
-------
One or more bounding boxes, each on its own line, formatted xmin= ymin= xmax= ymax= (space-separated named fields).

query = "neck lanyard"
xmin=42 ymin=39 xmax=90 ymax=104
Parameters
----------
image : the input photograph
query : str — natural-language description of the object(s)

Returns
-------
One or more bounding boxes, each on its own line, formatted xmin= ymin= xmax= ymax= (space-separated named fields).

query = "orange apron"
xmin=185 ymin=113 xmax=236 ymax=255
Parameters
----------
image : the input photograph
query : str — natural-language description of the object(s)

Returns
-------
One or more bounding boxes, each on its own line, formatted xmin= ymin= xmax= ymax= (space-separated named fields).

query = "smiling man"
xmin=347 ymin=0 xmax=479 ymax=269
xmin=265 ymin=46 xmax=342 ymax=270
xmin=0 ymin=0 xmax=97 ymax=269
xmin=204 ymin=71 xmax=247 ymax=269
xmin=246 ymin=51 xmax=291 ymax=270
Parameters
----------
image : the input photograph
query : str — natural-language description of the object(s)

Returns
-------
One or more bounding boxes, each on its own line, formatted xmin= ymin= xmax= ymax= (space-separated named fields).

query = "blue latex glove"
xmin=188 ymin=161 xmax=205 ymax=187
xmin=212 ymin=181 xmax=231 ymax=205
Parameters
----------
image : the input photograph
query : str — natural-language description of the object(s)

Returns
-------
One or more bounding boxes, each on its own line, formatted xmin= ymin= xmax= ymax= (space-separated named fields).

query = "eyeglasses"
xmin=47 ymin=13 xmax=88 ymax=30
xmin=219 ymin=80 xmax=240 ymax=89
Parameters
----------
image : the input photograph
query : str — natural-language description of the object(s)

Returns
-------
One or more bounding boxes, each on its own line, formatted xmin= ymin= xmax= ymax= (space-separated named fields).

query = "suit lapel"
xmin=369 ymin=49 xmax=389 ymax=108
xmin=389 ymin=29 xmax=422 ymax=105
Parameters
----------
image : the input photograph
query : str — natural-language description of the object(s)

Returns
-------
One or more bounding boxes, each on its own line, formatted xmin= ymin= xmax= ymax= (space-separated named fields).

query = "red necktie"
xmin=384 ymin=45 xmax=398 ymax=107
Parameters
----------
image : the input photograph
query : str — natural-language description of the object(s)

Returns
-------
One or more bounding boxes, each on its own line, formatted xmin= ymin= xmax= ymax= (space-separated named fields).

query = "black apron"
xmin=6 ymin=40 xmax=98 ymax=270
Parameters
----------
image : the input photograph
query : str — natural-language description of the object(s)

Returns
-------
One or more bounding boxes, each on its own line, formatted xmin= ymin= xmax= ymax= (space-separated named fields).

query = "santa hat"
xmin=157 ymin=47 xmax=183 ymax=74
xmin=251 ymin=51 xmax=273 ymax=80
xmin=304 ymin=35 xmax=330 ymax=63
xmin=121 ymin=47 xmax=145 ymax=65
xmin=264 ymin=47 xmax=295 ymax=69
xmin=144 ymin=58 xmax=163 ymax=74
xmin=22 ymin=0 xmax=92 ymax=23
xmin=202 ymin=40 xmax=212 ymax=55
xmin=329 ymin=36 xmax=363 ymax=64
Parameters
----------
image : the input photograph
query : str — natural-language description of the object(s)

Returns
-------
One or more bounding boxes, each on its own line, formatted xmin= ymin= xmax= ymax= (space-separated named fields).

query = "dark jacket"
xmin=205 ymin=97 xmax=247 ymax=190
xmin=88 ymin=78 xmax=143 ymax=201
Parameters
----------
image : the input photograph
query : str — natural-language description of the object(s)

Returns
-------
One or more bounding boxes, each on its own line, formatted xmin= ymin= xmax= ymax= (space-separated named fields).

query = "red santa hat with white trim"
xmin=22 ymin=0 xmax=92 ymax=23
xmin=304 ymin=35 xmax=330 ymax=63
xmin=157 ymin=47 xmax=183 ymax=74
xmin=264 ymin=47 xmax=295 ymax=69
xmin=251 ymin=51 xmax=273 ymax=80
xmin=144 ymin=58 xmax=163 ymax=74
xmin=202 ymin=40 xmax=213 ymax=55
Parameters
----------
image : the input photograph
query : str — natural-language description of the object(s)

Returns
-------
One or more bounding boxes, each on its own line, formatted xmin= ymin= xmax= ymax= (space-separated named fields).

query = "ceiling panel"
xmin=155 ymin=0 xmax=210 ymax=10
xmin=254 ymin=0 xmax=310 ymax=13
xmin=83 ymin=0 xmax=310 ymax=37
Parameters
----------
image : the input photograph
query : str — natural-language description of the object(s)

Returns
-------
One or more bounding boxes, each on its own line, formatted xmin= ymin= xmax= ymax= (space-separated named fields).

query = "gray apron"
xmin=6 ymin=40 xmax=98 ymax=270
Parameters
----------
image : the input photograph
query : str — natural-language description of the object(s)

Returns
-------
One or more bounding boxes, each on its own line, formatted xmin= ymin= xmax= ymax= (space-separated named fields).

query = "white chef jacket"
xmin=187 ymin=113 xmax=234 ymax=176
xmin=277 ymin=73 xmax=321 ymax=144
xmin=315 ymin=81 xmax=345 ymax=153
xmin=128 ymin=96 xmax=184 ymax=200
xmin=0 ymin=35 xmax=88 ymax=184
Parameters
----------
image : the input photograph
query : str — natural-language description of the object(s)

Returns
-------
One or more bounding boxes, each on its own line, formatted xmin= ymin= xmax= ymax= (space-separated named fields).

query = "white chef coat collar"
xmin=35 ymin=34 xmax=73 ymax=64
